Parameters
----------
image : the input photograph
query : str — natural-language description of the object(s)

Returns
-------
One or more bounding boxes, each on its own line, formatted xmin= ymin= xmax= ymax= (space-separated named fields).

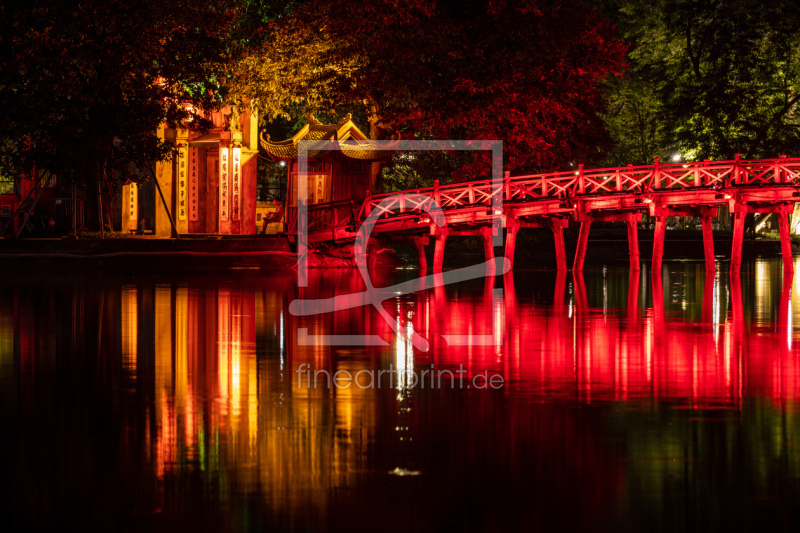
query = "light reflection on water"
xmin=2 ymin=259 xmax=800 ymax=531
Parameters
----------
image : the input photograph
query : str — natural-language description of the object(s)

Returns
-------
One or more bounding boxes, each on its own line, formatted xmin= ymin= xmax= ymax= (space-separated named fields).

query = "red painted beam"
xmin=730 ymin=212 xmax=745 ymax=274
xmin=480 ymin=226 xmax=495 ymax=273
xmin=701 ymin=217 xmax=715 ymax=272
xmin=627 ymin=219 xmax=640 ymax=271
xmin=552 ymin=223 xmax=567 ymax=271
xmin=652 ymin=216 xmax=666 ymax=274
xmin=504 ymin=226 xmax=519 ymax=271
xmin=573 ymin=220 xmax=591 ymax=272
xmin=432 ymin=228 xmax=449 ymax=272
xmin=778 ymin=213 xmax=794 ymax=276
xmin=415 ymin=237 xmax=428 ymax=271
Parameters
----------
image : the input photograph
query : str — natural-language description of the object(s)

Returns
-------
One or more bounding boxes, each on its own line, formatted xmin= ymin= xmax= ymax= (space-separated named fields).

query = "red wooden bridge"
xmin=291 ymin=155 xmax=800 ymax=274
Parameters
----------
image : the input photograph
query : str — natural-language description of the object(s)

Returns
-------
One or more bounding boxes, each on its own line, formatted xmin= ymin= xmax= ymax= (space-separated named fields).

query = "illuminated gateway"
xmin=260 ymin=113 xmax=394 ymax=240
xmin=136 ymin=103 xmax=261 ymax=236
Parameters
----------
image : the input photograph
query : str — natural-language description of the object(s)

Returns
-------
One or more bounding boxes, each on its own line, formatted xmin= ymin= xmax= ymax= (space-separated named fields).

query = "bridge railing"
xmin=295 ymin=156 xmax=800 ymax=236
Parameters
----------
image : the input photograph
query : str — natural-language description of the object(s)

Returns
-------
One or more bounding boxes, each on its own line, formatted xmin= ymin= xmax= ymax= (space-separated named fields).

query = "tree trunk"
xmin=367 ymin=98 xmax=385 ymax=194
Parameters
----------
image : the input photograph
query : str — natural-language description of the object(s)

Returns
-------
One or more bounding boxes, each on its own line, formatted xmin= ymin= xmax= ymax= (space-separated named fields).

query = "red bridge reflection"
xmin=1 ymin=264 xmax=799 ymax=530
xmin=288 ymin=261 xmax=799 ymax=409
xmin=4 ymin=263 xmax=799 ymax=415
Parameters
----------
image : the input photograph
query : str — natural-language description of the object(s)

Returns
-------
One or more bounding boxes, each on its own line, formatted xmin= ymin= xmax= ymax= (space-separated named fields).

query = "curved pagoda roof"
xmin=260 ymin=114 xmax=397 ymax=162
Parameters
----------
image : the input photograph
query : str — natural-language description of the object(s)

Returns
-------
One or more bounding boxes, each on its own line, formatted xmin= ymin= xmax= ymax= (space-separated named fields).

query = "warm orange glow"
xmin=120 ymin=285 xmax=137 ymax=381
xmin=220 ymin=147 xmax=230 ymax=221
xmin=189 ymin=147 xmax=199 ymax=222
xmin=232 ymin=147 xmax=241 ymax=222
xmin=154 ymin=285 xmax=174 ymax=478
xmin=177 ymin=145 xmax=188 ymax=221
xmin=127 ymin=182 xmax=138 ymax=228
xmin=218 ymin=288 xmax=230 ymax=418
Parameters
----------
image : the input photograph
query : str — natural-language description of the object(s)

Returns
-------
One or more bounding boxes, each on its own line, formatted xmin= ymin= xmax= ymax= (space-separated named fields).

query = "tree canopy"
xmin=0 ymin=0 xmax=241 ymax=226
xmin=232 ymin=0 xmax=628 ymax=177
xmin=602 ymin=0 xmax=800 ymax=165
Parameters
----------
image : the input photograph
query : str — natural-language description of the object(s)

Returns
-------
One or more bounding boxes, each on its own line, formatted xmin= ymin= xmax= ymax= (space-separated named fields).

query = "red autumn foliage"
xmin=287 ymin=0 xmax=628 ymax=176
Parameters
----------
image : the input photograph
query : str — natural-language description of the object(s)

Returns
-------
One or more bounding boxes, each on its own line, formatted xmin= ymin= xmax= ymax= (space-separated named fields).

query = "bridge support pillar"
xmin=729 ymin=201 xmax=793 ymax=275
xmin=731 ymin=212 xmax=745 ymax=274
xmin=433 ymin=228 xmax=449 ymax=273
xmin=573 ymin=211 xmax=641 ymax=272
xmin=779 ymin=213 xmax=794 ymax=275
xmin=652 ymin=216 xmax=666 ymax=274
xmin=552 ymin=223 xmax=567 ymax=271
xmin=506 ymin=216 xmax=568 ymax=271
xmin=413 ymin=236 xmax=428 ymax=272
xmin=573 ymin=220 xmax=592 ymax=272
xmin=701 ymin=217 xmax=715 ymax=272
xmin=649 ymin=203 xmax=718 ymax=274
xmin=480 ymin=226 xmax=496 ymax=273
xmin=504 ymin=226 xmax=519 ymax=271
xmin=626 ymin=217 xmax=640 ymax=271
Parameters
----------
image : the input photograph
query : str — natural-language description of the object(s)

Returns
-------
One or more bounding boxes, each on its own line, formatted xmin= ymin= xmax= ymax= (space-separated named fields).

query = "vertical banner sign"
xmin=177 ymin=145 xmax=188 ymax=221
xmin=128 ymin=182 xmax=138 ymax=224
xmin=316 ymin=175 xmax=325 ymax=204
xmin=189 ymin=147 xmax=199 ymax=222
xmin=232 ymin=147 xmax=241 ymax=221
xmin=220 ymin=147 xmax=229 ymax=221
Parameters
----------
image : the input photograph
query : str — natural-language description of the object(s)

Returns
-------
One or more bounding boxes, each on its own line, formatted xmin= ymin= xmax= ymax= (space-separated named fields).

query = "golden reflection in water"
xmin=9 ymin=261 xmax=800 ymax=521
xmin=120 ymin=285 xmax=137 ymax=381
xmin=154 ymin=284 xmax=174 ymax=479
xmin=0 ymin=294 xmax=13 ymax=387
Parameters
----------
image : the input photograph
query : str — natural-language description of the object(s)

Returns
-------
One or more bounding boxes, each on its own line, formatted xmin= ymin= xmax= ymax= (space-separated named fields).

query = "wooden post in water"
xmin=551 ymin=221 xmax=567 ymax=271
xmin=652 ymin=216 xmax=666 ymax=273
xmin=701 ymin=217 xmax=716 ymax=272
xmin=433 ymin=227 xmax=449 ymax=272
xmin=573 ymin=219 xmax=591 ymax=272
xmin=504 ymin=226 xmax=519 ymax=271
xmin=778 ymin=212 xmax=794 ymax=275
xmin=480 ymin=226 xmax=495 ymax=273
xmin=626 ymin=216 xmax=640 ymax=271
xmin=730 ymin=212 xmax=745 ymax=273
xmin=414 ymin=237 xmax=428 ymax=271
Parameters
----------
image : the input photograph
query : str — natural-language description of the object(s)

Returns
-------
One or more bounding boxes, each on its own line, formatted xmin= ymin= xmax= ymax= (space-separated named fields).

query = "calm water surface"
xmin=2 ymin=259 xmax=800 ymax=532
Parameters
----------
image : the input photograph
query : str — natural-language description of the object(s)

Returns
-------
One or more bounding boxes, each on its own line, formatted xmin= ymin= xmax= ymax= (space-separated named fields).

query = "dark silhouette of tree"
xmin=0 ymin=0 xmax=240 ymax=230
xmin=232 ymin=0 xmax=628 ymax=182
xmin=602 ymin=0 xmax=800 ymax=165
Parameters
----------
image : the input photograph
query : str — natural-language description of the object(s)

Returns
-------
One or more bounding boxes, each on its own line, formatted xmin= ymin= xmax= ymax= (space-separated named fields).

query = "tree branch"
xmin=748 ymin=92 xmax=800 ymax=156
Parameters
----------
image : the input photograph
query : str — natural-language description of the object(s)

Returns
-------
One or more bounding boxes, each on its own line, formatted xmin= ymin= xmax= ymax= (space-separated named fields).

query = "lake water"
xmin=2 ymin=259 xmax=800 ymax=532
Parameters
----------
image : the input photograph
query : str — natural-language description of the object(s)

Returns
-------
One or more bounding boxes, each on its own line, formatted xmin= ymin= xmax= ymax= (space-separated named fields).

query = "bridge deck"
xmin=293 ymin=155 xmax=800 ymax=273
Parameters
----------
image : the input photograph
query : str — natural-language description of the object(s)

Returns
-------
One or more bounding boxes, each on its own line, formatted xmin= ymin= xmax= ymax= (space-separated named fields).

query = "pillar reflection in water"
xmin=6 ymin=261 xmax=800 ymax=528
